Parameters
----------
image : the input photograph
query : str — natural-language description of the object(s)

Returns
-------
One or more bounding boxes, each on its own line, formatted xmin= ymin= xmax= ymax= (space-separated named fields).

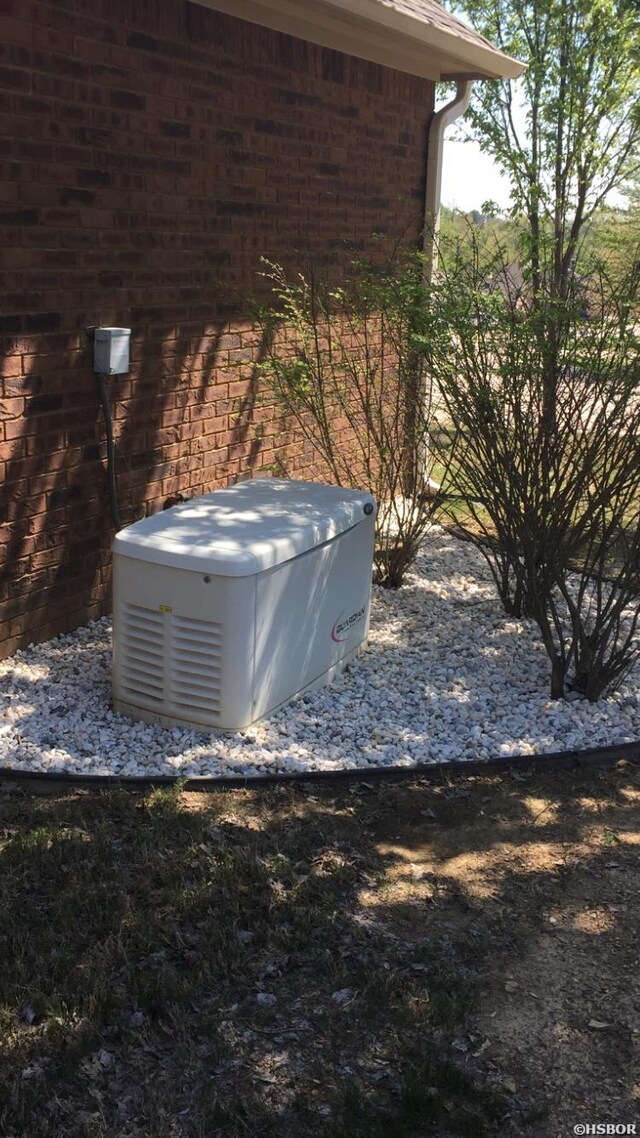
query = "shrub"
xmin=252 ymin=254 xmax=448 ymax=588
xmin=426 ymin=235 xmax=640 ymax=700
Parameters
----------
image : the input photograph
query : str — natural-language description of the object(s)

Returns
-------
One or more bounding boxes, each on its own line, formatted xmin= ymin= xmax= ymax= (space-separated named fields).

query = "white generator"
xmin=112 ymin=478 xmax=376 ymax=731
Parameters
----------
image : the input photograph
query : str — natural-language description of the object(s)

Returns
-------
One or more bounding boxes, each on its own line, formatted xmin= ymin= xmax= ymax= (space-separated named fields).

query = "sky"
xmin=440 ymin=136 xmax=512 ymax=214
xmin=439 ymin=128 xmax=628 ymax=215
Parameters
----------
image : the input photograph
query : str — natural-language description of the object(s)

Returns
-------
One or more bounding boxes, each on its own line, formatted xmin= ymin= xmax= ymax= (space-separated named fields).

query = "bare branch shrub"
xmin=426 ymin=235 xmax=640 ymax=700
xmin=252 ymin=254 xmax=448 ymax=587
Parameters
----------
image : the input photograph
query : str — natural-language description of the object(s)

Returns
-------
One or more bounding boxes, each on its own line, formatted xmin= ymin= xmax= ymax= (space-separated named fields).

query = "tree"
xmin=453 ymin=0 xmax=640 ymax=296
xmin=423 ymin=3 xmax=640 ymax=702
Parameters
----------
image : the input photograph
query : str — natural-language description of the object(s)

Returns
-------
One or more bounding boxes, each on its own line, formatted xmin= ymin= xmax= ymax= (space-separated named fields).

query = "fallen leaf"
xmin=20 ymin=1004 xmax=39 ymax=1026
xmin=256 ymin=992 xmax=277 ymax=1008
xmin=331 ymin=988 xmax=355 ymax=1006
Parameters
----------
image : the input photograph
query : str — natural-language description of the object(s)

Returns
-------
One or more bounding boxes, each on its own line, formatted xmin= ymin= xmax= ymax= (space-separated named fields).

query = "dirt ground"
xmin=169 ymin=759 xmax=640 ymax=1135
xmin=361 ymin=759 xmax=640 ymax=1137
xmin=465 ymin=766 xmax=640 ymax=1137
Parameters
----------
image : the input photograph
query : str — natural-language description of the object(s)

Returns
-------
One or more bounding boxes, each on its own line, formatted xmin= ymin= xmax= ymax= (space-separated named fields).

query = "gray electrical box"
xmin=93 ymin=327 xmax=131 ymax=375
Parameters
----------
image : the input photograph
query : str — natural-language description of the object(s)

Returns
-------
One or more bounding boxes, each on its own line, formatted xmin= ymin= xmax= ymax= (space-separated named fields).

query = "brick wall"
xmin=0 ymin=0 xmax=434 ymax=657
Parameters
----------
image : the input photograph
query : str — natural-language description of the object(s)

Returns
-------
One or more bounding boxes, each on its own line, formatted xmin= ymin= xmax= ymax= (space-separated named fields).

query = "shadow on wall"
xmin=0 ymin=317 xmax=278 ymax=655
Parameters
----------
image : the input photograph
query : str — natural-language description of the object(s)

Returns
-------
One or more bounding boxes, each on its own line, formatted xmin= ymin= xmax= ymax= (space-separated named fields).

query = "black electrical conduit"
xmin=0 ymin=739 xmax=638 ymax=793
xmin=95 ymin=370 xmax=122 ymax=532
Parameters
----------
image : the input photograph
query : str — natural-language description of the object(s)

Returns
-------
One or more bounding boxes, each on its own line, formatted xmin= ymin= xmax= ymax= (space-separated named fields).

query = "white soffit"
xmin=191 ymin=0 xmax=524 ymax=81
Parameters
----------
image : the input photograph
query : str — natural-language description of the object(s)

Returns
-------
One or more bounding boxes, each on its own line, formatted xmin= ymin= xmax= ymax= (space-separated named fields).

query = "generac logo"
xmin=331 ymin=605 xmax=366 ymax=643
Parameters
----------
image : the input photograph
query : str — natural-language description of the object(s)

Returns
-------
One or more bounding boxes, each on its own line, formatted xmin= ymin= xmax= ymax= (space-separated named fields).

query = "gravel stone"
xmin=0 ymin=531 xmax=638 ymax=779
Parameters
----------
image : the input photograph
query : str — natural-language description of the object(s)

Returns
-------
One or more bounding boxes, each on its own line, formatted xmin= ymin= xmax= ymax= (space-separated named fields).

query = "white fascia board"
xmin=326 ymin=0 xmax=524 ymax=79
xmin=190 ymin=0 xmax=524 ymax=81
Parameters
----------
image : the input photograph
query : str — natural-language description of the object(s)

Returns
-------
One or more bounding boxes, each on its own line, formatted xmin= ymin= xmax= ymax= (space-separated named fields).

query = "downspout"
xmin=422 ymin=79 xmax=473 ymax=282
xmin=418 ymin=79 xmax=473 ymax=494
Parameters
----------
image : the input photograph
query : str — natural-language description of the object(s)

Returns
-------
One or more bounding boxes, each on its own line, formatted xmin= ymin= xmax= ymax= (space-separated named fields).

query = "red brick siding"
xmin=0 ymin=0 xmax=434 ymax=656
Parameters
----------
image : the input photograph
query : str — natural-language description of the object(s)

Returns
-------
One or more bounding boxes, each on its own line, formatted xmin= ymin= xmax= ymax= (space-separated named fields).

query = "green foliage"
xmin=453 ymin=0 xmax=640 ymax=292
xmin=436 ymin=0 xmax=640 ymax=700
xmin=439 ymin=205 xmax=520 ymax=263
xmin=426 ymin=232 xmax=640 ymax=700
xmin=251 ymin=253 xmax=449 ymax=588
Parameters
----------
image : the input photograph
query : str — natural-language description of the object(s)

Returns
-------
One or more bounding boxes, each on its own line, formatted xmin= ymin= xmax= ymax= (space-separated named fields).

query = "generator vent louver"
xmin=169 ymin=614 xmax=223 ymax=717
xmin=119 ymin=604 xmax=223 ymax=719
xmin=120 ymin=602 xmax=164 ymax=705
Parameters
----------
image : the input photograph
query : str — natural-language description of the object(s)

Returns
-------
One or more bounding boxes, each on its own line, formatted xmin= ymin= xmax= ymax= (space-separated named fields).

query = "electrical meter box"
xmin=112 ymin=478 xmax=376 ymax=732
xmin=93 ymin=327 xmax=131 ymax=375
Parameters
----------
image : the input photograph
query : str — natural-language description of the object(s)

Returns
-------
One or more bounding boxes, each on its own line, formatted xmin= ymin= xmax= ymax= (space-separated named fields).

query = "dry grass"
xmin=1 ymin=760 xmax=639 ymax=1137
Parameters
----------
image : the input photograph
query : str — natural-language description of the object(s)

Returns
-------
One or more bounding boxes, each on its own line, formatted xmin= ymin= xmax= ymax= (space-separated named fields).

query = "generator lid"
xmin=113 ymin=478 xmax=376 ymax=576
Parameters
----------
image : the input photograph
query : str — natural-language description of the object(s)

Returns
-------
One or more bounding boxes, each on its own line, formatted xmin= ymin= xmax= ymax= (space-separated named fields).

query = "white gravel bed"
xmin=1 ymin=530 xmax=639 ymax=779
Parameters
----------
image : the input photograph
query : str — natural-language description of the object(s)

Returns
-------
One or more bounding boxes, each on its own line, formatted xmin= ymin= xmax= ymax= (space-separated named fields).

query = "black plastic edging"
xmin=0 ymin=739 xmax=638 ymax=794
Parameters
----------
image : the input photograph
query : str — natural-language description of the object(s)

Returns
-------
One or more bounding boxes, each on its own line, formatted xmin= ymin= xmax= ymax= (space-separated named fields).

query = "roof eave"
xmin=322 ymin=0 xmax=525 ymax=79
xmin=190 ymin=0 xmax=525 ymax=81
